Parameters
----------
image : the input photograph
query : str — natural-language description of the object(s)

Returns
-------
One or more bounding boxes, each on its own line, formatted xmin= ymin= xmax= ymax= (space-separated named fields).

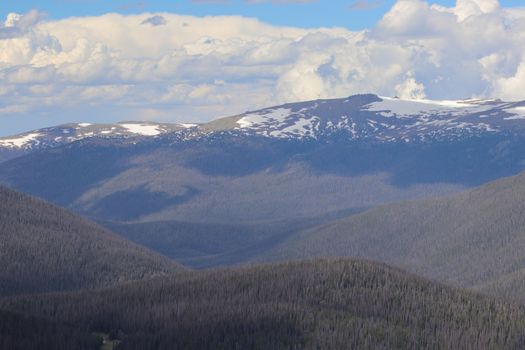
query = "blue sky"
xmin=3 ymin=0 xmax=516 ymax=30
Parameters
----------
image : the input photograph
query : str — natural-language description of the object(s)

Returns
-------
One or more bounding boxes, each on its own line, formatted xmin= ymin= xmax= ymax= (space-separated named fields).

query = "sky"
xmin=3 ymin=1 xmax=525 ymax=31
xmin=1 ymin=0 xmax=525 ymax=135
xmin=4 ymin=0 xmax=453 ymax=30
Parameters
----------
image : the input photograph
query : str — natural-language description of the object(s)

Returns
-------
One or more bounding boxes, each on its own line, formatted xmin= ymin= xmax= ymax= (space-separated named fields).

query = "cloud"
xmin=0 ymin=10 xmax=42 ymax=39
xmin=141 ymin=15 xmax=167 ymax=26
xmin=2 ymin=0 xmax=525 ymax=133
xmin=395 ymin=72 xmax=426 ymax=99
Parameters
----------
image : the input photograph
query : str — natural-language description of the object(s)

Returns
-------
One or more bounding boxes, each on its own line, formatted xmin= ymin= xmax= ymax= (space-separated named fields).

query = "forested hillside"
xmin=0 ymin=149 xmax=23 ymax=164
xmin=262 ymin=171 xmax=525 ymax=301
xmin=0 ymin=135 xmax=469 ymax=223
xmin=0 ymin=186 xmax=181 ymax=295
xmin=0 ymin=309 xmax=100 ymax=350
xmin=2 ymin=259 xmax=525 ymax=350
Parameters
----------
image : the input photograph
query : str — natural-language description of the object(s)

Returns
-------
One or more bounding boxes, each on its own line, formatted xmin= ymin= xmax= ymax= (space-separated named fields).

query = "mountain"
xmin=260 ymin=170 xmax=525 ymax=302
xmin=204 ymin=94 xmax=525 ymax=140
xmin=2 ymin=94 xmax=525 ymax=267
xmin=3 ymin=258 xmax=525 ymax=350
xmin=0 ymin=186 xmax=181 ymax=296
xmin=0 ymin=121 xmax=194 ymax=153
xmin=3 ymin=94 xmax=525 ymax=151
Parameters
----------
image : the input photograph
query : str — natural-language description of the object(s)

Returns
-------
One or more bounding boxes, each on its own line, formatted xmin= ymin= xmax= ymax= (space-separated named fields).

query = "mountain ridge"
xmin=3 ymin=94 xmax=525 ymax=157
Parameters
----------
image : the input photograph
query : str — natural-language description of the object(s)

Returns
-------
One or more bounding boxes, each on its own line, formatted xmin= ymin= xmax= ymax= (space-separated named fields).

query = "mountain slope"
xmin=0 ymin=309 xmax=100 ymax=350
xmin=0 ymin=186 xmax=181 ymax=295
xmin=2 ymin=258 xmax=525 ymax=350
xmin=261 ymin=171 xmax=525 ymax=301
xmin=2 ymin=94 xmax=525 ymax=270
xmin=1 ymin=95 xmax=525 ymax=224
xmin=0 ymin=133 xmax=478 ymax=223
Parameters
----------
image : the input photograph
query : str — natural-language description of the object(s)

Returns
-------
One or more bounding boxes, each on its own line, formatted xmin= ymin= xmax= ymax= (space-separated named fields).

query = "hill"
xmin=0 ymin=186 xmax=181 ymax=295
xmin=2 ymin=258 xmax=525 ymax=349
xmin=261 ymin=171 xmax=525 ymax=302
xmin=0 ymin=309 xmax=100 ymax=350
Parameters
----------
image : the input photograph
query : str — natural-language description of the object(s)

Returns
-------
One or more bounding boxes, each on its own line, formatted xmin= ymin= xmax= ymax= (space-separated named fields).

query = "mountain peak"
xmin=203 ymin=94 xmax=523 ymax=141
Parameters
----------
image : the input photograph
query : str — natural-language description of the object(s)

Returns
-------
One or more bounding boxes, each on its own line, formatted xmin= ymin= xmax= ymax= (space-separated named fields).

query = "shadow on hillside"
xmin=183 ymin=133 xmax=525 ymax=188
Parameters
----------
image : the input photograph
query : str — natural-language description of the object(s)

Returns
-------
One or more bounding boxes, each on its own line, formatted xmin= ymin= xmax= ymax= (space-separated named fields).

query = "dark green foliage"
xmin=263 ymin=171 xmax=525 ymax=302
xmin=0 ymin=309 xmax=100 ymax=350
xmin=0 ymin=186 xmax=180 ymax=295
xmin=3 ymin=259 xmax=525 ymax=350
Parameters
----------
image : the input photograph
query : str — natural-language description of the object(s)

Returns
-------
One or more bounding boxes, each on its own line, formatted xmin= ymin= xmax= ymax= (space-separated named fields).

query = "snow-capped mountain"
xmin=3 ymin=94 xmax=525 ymax=154
xmin=0 ymin=121 xmax=196 ymax=151
xmin=205 ymin=94 xmax=525 ymax=142
xmin=3 ymin=93 xmax=525 ymax=227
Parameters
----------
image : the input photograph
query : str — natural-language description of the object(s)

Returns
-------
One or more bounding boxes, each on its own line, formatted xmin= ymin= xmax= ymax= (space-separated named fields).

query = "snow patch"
xmin=504 ymin=106 xmax=525 ymax=120
xmin=0 ymin=133 xmax=41 ymax=148
xmin=270 ymin=117 xmax=317 ymax=138
xmin=236 ymin=108 xmax=292 ymax=129
xmin=178 ymin=123 xmax=197 ymax=128
xmin=368 ymin=97 xmax=481 ymax=117
xmin=119 ymin=123 xmax=161 ymax=136
xmin=504 ymin=114 xmax=525 ymax=120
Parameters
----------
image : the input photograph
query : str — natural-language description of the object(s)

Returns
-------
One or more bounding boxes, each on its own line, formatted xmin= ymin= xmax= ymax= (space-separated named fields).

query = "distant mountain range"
xmin=0 ymin=121 xmax=196 ymax=162
xmin=2 ymin=94 xmax=525 ymax=164
xmin=3 ymin=94 xmax=525 ymax=156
